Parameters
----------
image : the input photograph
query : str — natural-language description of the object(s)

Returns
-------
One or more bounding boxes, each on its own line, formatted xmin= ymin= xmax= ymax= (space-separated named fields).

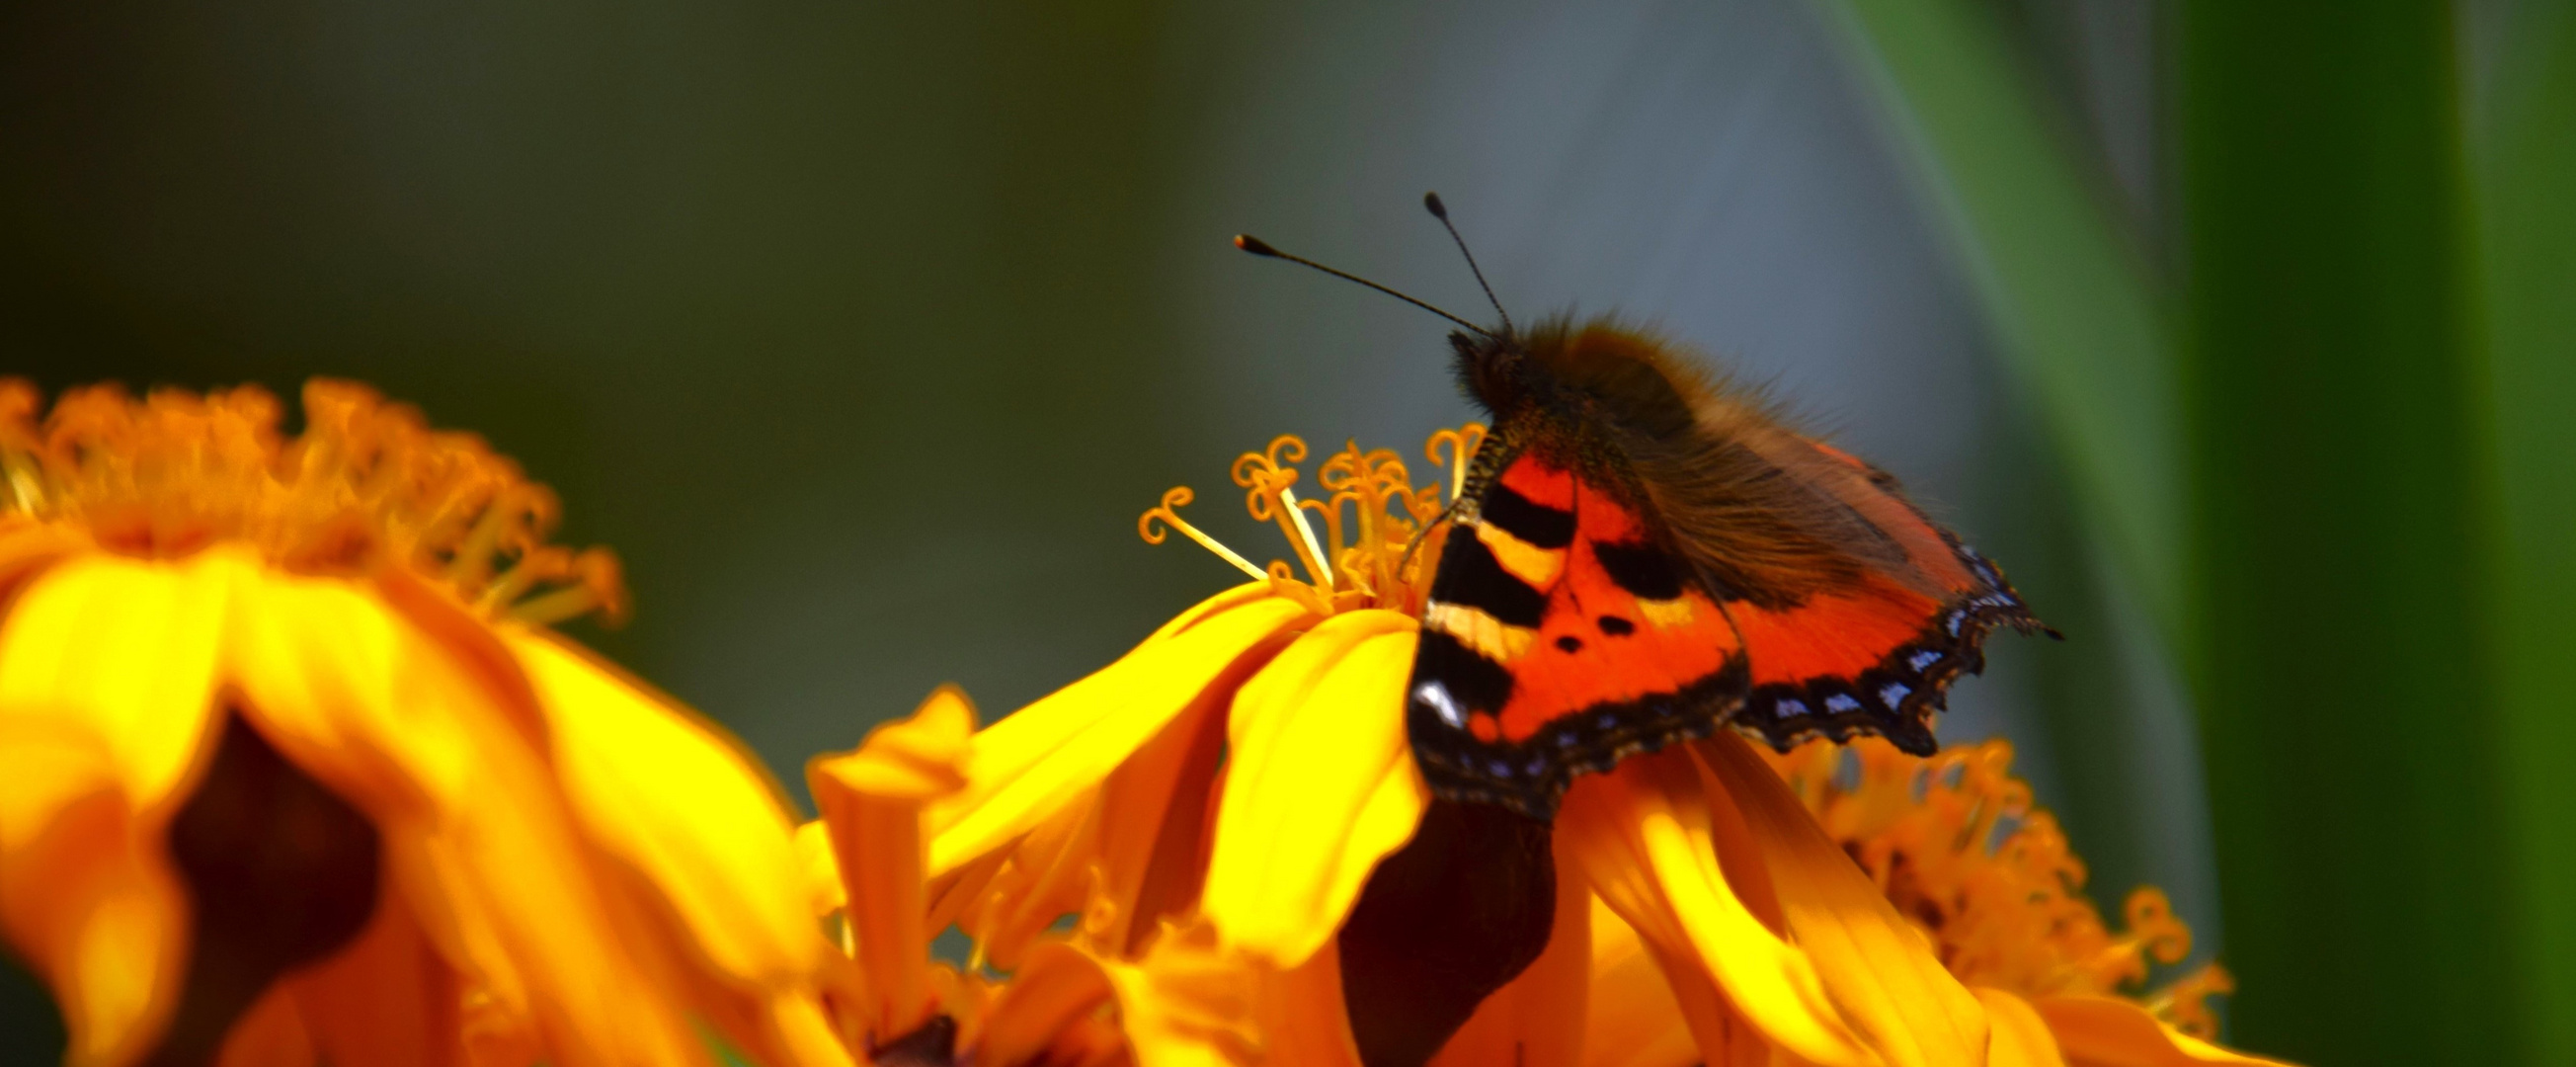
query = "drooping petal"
xmin=0 ymin=553 xmax=230 ymax=1067
xmin=510 ymin=629 xmax=827 ymax=989
xmin=1428 ymin=839 xmax=1593 ymax=1067
xmin=2030 ymin=997 xmax=2297 ymax=1067
xmin=1558 ymin=746 xmax=1874 ymax=1067
xmin=220 ymin=555 xmax=706 ymax=1067
xmin=1576 ymin=900 xmax=1708 ymax=1067
xmin=1693 ymin=733 xmax=1992 ymax=1067
xmin=1976 ymin=990 xmax=2067 ymax=1067
xmin=1200 ymin=610 xmax=1425 ymax=966
xmin=0 ymin=717 xmax=192 ymax=1067
xmin=808 ymin=687 xmax=976 ymax=1049
xmin=927 ymin=587 xmax=1309 ymax=872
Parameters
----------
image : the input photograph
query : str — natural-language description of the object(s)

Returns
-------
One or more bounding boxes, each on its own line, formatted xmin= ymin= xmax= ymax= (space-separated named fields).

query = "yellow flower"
xmin=0 ymin=381 xmax=845 ymax=1067
xmin=909 ymin=429 xmax=2034 ymax=1067
xmin=797 ymin=687 xmax=1267 ymax=1067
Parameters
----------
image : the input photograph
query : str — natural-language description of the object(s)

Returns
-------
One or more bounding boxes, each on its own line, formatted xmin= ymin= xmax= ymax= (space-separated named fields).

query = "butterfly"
xmin=1242 ymin=194 xmax=2050 ymax=821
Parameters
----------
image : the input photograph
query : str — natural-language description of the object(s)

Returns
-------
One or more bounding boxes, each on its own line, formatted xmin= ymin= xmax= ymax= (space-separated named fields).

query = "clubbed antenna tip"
xmin=1234 ymin=234 xmax=1282 ymax=257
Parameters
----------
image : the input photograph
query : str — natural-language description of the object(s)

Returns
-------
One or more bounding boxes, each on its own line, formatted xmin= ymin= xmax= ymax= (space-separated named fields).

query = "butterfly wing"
xmin=1718 ymin=442 xmax=2044 ymax=754
xmin=1406 ymin=451 xmax=1747 ymax=818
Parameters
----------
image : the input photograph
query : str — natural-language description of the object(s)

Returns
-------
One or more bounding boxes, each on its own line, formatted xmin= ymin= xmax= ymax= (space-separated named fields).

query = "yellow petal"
xmin=0 ymin=552 xmax=227 ymax=814
xmin=511 ymin=629 xmax=826 ymax=988
xmin=0 ymin=554 xmax=230 ymax=1067
xmin=1091 ymin=682 xmax=1230 ymax=956
xmin=977 ymin=941 xmax=1119 ymax=1067
xmin=221 ymin=558 xmax=706 ymax=1067
xmin=1977 ymin=989 xmax=2067 ymax=1067
xmin=2030 ymin=996 xmax=2299 ymax=1067
xmin=926 ymin=589 xmax=1311 ymax=873
xmin=1201 ymin=610 xmax=1425 ymax=966
xmin=808 ymin=688 xmax=978 ymax=1047
xmin=1577 ymin=900 xmax=1708 ymax=1067
xmin=1694 ymin=733 xmax=1992 ymax=1066
xmin=1558 ymin=747 xmax=1873 ymax=1067
xmin=794 ymin=821 xmax=846 ymax=916
xmin=213 ymin=985 xmax=316 ymax=1067
xmin=1429 ymin=838 xmax=1592 ymax=1067
xmin=1094 ymin=925 xmax=1259 ymax=1067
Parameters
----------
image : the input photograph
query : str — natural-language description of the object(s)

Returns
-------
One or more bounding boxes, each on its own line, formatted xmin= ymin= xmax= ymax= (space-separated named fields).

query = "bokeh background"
xmin=2 ymin=1 xmax=2569 ymax=1064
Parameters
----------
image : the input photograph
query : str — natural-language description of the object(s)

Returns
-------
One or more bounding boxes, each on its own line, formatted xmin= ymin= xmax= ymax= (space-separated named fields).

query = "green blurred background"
xmin=1 ymin=1 xmax=2569 ymax=1063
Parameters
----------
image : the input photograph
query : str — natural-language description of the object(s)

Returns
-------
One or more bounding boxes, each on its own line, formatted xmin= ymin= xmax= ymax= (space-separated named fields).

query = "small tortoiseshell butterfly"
xmin=1242 ymin=194 xmax=2050 ymax=820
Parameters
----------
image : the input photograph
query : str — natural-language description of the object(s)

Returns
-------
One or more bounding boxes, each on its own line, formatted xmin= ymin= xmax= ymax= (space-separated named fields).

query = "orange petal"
xmin=1201 ymin=611 xmax=1425 ymax=966
xmin=213 ymin=984 xmax=315 ymax=1067
xmin=1576 ymin=898 xmax=1710 ymax=1067
xmin=282 ymin=896 xmax=464 ymax=1067
xmin=2030 ymin=996 xmax=2299 ymax=1067
xmin=511 ymin=629 xmax=827 ymax=989
xmin=1251 ymin=937 xmax=1365 ymax=1067
xmin=0 ymin=555 xmax=229 ymax=1067
xmin=222 ymin=558 xmax=705 ymax=1067
xmin=1429 ymin=837 xmax=1592 ymax=1067
xmin=926 ymin=589 xmax=1310 ymax=873
xmin=807 ymin=687 xmax=976 ymax=1047
xmin=1977 ymin=989 xmax=2067 ymax=1067
xmin=1694 ymin=733 xmax=1991 ymax=1066
xmin=1557 ymin=747 xmax=1873 ymax=1067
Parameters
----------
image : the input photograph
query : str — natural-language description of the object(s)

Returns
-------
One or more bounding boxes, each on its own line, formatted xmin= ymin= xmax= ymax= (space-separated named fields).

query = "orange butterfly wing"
xmin=1406 ymin=453 xmax=1747 ymax=817
xmin=1717 ymin=442 xmax=2044 ymax=755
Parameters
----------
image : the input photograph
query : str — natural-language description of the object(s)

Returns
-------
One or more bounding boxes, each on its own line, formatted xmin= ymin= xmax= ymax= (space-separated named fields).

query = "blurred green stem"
xmin=2181 ymin=3 xmax=2517 ymax=1063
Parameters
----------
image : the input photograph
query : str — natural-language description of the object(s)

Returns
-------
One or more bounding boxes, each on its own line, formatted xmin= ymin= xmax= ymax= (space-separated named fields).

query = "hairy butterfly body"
xmin=1238 ymin=197 xmax=2048 ymax=823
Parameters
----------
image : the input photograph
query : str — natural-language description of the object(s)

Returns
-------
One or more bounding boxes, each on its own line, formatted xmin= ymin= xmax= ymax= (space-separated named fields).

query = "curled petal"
xmin=515 ymin=630 xmax=826 ymax=988
xmin=927 ymin=588 xmax=1310 ymax=873
xmin=1976 ymin=990 xmax=2067 ymax=1067
xmin=0 ymin=554 xmax=232 ymax=1067
xmin=1577 ymin=901 xmax=1708 ymax=1067
xmin=223 ymin=556 xmax=703 ymax=1067
xmin=1558 ymin=746 xmax=1872 ymax=1067
xmin=1692 ymin=733 xmax=1991 ymax=1066
xmin=1201 ymin=611 xmax=1426 ymax=966
xmin=809 ymin=688 xmax=979 ymax=1048
xmin=2030 ymin=997 xmax=2300 ymax=1067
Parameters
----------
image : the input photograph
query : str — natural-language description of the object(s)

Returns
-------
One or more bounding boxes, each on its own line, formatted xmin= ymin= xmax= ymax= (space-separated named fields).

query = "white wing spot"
xmin=1414 ymin=681 xmax=1469 ymax=730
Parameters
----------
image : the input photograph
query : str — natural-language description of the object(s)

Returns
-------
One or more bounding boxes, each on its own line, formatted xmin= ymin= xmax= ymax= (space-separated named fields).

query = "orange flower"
xmin=910 ymin=429 xmax=2023 ymax=1066
xmin=0 ymin=381 xmax=845 ymax=1067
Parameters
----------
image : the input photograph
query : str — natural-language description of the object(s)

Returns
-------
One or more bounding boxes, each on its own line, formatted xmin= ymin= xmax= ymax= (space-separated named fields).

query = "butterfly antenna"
xmin=1233 ymin=234 xmax=1493 ymax=337
xmin=1422 ymin=192 xmax=1513 ymax=336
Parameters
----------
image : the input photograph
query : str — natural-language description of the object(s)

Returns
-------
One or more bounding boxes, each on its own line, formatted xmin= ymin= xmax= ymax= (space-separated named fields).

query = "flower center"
xmin=0 ymin=378 xmax=626 ymax=625
xmin=1139 ymin=425 xmax=1485 ymax=616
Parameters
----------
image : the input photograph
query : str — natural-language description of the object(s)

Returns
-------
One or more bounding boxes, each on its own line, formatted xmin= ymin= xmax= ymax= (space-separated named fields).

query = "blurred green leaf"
xmin=2180 ymin=4 xmax=2516 ymax=1063
xmin=2477 ymin=2 xmax=2576 ymax=1061
xmin=1811 ymin=0 xmax=2182 ymax=640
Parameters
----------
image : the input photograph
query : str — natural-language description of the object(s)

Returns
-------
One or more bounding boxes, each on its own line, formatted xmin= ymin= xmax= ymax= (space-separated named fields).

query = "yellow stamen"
xmin=1426 ymin=424 xmax=1488 ymax=503
xmin=1138 ymin=487 xmax=1266 ymax=583
xmin=1142 ymin=424 xmax=1486 ymax=618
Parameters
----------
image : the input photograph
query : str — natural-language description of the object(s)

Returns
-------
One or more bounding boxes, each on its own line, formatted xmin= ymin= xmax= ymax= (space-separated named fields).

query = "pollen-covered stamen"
xmin=0 ymin=378 xmax=629 ymax=627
